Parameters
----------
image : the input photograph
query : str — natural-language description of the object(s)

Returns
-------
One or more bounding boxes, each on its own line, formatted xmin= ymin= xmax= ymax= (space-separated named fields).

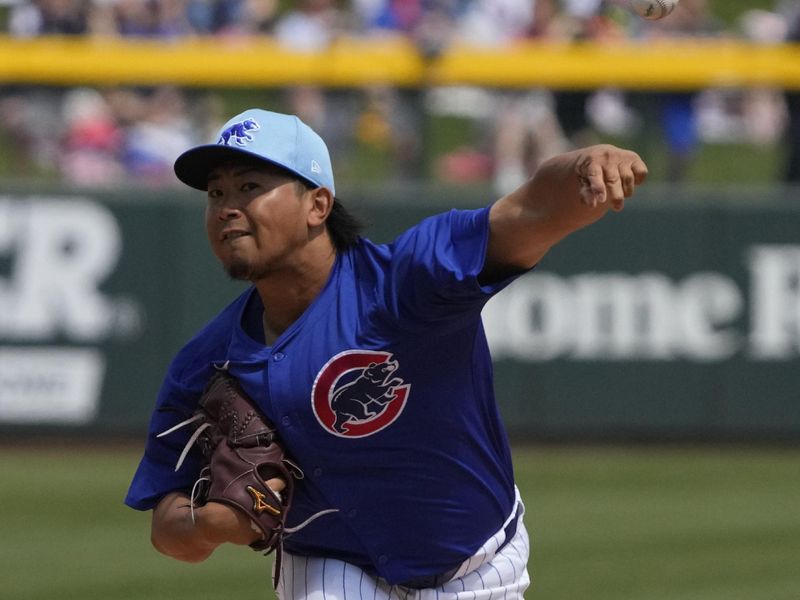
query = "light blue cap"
xmin=174 ymin=109 xmax=335 ymax=195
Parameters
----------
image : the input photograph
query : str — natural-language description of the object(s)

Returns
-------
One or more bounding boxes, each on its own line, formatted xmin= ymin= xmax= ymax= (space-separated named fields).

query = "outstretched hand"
xmin=484 ymin=144 xmax=650 ymax=279
xmin=574 ymin=144 xmax=649 ymax=212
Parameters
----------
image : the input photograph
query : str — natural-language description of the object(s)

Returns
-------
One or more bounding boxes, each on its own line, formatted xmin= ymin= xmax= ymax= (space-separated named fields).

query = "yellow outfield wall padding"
xmin=0 ymin=36 xmax=426 ymax=87
xmin=1 ymin=36 xmax=800 ymax=89
xmin=428 ymin=40 xmax=800 ymax=90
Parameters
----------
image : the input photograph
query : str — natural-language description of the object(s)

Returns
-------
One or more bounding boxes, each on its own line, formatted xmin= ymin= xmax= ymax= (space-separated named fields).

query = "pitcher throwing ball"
xmin=125 ymin=108 xmax=648 ymax=599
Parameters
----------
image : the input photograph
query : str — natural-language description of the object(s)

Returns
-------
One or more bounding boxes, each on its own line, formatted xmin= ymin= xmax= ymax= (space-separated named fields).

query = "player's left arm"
xmin=482 ymin=144 xmax=648 ymax=282
xmin=150 ymin=492 xmax=261 ymax=563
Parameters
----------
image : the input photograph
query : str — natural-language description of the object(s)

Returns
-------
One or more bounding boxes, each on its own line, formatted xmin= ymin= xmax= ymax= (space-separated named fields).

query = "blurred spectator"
xmin=780 ymin=6 xmax=800 ymax=183
xmin=417 ymin=0 xmax=472 ymax=57
xmin=734 ymin=8 xmax=789 ymax=148
xmin=121 ymin=86 xmax=197 ymax=184
xmin=274 ymin=0 xmax=342 ymax=52
xmin=354 ymin=0 xmax=471 ymax=55
xmin=354 ymin=84 xmax=423 ymax=181
xmin=448 ymin=0 xmax=571 ymax=194
xmin=458 ymin=0 xmax=535 ymax=45
xmin=109 ymin=0 xmax=159 ymax=36
xmin=629 ymin=0 xmax=724 ymax=183
xmin=274 ymin=0 xmax=360 ymax=180
xmin=59 ymin=87 xmax=125 ymax=185
xmin=351 ymin=0 xmax=470 ymax=182
xmin=0 ymin=0 xmax=796 ymax=188
xmin=352 ymin=0 xmax=421 ymax=37
xmin=490 ymin=88 xmax=570 ymax=195
xmin=111 ymin=0 xmax=194 ymax=37
xmin=8 ymin=0 xmax=90 ymax=36
xmin=186 ymin=0 xmax=277 ymax=35
xmin=156 ymin=0 xmax=194 ymax=36
xmin=548 ymin=0 xmax=620 ymax=150
xmin=0 ymin=89 xmax=63 ymax=176
xmin=86 ymin=0 xmax=121 ymax=35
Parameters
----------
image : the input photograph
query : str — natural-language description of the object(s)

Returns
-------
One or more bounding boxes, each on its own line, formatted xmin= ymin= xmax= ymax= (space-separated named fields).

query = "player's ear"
xmin=307 ymin=186 xmax=334 ymax=228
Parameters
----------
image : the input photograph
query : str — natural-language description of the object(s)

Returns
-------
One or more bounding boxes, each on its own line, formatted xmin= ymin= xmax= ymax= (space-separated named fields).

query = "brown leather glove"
xmin=164 ymin=368 xmax=299 ymax=587
xmin=198 ymin=369 xmax=296 ymax=542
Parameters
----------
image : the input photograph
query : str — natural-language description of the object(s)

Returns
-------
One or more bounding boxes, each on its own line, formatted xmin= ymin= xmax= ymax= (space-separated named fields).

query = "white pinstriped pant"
xmin=276 ymin=491 xmax=531 ymax=600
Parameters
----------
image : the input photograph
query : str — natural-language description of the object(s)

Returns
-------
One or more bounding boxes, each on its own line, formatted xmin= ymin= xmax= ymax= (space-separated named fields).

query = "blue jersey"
xmin=125 ymin=206 xmax=521 ymax=585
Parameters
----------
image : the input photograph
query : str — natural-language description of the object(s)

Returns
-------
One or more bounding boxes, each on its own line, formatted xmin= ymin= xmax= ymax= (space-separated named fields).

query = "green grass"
xmin=1 ymin=445 xmax=798 ymax=599
xmin=517 ymin=447 xmax=800 ymax=600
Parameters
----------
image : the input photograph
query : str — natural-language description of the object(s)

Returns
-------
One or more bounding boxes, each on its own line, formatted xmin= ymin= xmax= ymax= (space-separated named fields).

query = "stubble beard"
xmin=224 ymin=257 xmax=271 ymax=282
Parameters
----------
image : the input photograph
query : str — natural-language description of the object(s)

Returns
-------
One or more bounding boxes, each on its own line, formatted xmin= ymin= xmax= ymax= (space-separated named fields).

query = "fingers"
xmin=265 ymin=476 xmax=287 ymax=493
xmin=577 ymin=147 xmax=648 ymax=211
xmin=578 ymin=158 xmax=606 ymax=208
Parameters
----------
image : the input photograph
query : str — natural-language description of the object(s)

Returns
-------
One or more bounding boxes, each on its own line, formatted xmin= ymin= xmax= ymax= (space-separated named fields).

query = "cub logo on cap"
xmin=218 ymin=118 xmax=260 ymax=147
xmin=312 ymin=350 xmax=410 ymax=438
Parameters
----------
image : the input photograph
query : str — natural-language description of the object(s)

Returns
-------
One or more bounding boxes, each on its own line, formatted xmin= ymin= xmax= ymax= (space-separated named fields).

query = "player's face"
xmin=205 ymin=162 xmax=311 ymax=281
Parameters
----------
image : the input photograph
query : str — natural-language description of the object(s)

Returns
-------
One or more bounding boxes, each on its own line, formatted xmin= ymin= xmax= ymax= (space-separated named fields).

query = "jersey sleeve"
xmin=123 ymin=364 xmax=210 ymax=510
xmin=124 ymin=290 xmax=251 ymax=511
xmin=384 ymin=205 xmax=524 ymax=325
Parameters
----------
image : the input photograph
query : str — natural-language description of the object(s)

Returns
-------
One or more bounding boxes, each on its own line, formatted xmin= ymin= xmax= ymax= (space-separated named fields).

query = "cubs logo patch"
xmin=218 ymin=118 xmax=260 ymax=147
xmin=312 ymin=350 xmax=410 ymax=438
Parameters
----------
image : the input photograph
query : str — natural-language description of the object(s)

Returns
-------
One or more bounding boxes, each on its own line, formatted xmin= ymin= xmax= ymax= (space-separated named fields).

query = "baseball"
xmin=629 ymin=0 xmax=678 ymax=20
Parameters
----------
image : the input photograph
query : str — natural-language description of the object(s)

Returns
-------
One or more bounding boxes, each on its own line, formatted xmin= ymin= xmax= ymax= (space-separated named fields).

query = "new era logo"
xmin=311 ymin=160 xmax=322 ymax=174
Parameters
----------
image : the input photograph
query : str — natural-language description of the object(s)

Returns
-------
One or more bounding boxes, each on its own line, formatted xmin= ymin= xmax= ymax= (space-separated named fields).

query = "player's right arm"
xmin=151 ymin=493 xmax=261 ymax=562
xmin=483 ymin=144 xmax=648 ymax=281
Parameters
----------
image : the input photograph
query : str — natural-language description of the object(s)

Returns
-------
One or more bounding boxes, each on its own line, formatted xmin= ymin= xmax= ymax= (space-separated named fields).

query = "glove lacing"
xmin=157 ymin=418 xmax=339 ymax=538
xmin=157 ymin=414 xmax=210 ymax=472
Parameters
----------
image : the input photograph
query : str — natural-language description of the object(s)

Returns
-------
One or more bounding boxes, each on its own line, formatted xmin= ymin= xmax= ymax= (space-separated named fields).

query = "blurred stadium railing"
xmin=1 ymin=36 xmax=800 ymax=89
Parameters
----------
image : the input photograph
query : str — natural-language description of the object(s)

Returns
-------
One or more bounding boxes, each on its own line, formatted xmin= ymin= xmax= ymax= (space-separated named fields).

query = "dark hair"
xmin=326 ymin=199 xmax=364 ymax=252
xmin=294 ymin=179 xmax=363 ymax=251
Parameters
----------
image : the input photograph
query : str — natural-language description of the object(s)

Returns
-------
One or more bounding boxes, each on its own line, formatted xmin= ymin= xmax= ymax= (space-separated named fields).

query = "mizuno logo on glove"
xmin=247 ymin=486 xmax=281 ymax=516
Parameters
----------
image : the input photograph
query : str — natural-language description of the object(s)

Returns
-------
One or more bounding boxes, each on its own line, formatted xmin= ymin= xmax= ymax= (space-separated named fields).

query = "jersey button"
xmin=281 ymin=416 xmax=291 ymax=426
xmin=273 ymin=352 xmax=285 ymax=362
xmin=347 ymin=509 xmax=358 ymax=519
xmin=378 ymin=555 xmax=388 ymax=565
xmin=313 ymin=467 xmax=323 ymax=478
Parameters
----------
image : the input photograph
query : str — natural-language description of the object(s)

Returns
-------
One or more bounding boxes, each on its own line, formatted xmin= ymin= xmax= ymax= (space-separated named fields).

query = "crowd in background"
xmin=0 ymin=0 xmax=799 ymax=191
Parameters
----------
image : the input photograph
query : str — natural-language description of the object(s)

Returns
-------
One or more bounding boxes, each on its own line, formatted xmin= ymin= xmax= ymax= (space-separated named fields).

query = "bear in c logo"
xmin=218 ymin=119 xmax=260 ymax=146
xmin=312 ymin=350 xmax=410 ymax=438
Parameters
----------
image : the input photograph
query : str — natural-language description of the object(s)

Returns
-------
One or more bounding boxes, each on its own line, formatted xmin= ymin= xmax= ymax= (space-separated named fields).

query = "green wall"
xmin=1 ymin=185 xmax=799 ymax=439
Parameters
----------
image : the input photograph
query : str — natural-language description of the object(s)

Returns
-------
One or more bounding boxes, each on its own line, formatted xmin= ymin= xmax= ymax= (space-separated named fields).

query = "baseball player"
xmin=125 ymin=108 xmax=648 ymax=599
